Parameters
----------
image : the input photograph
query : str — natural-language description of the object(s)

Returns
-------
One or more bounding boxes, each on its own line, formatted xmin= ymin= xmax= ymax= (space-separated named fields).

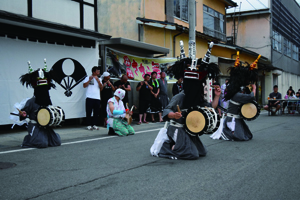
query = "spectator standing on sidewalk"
xmin=100 ymin=72 xmax=115 ymax=127
xmin=136 ymin=74 xmax=153 ymax=125
xmin=172 ymin=77 xmax=183 ymax=96
xmin=158 ymin=72 xmax=169 ymax=109
xmin=148 ymin=72 xmax=163 ymax=123
xmin=83 ymin=66 xmax=103 ymax=130
xmin=221 ymin=79 xmax=229 ymax=108
xmin=114 ymin=75 xmax=131 ymax=106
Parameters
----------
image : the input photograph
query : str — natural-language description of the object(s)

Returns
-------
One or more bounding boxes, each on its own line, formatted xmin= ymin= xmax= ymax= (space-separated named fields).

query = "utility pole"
xmin=188 ymin=0 xmax=196 ymax=68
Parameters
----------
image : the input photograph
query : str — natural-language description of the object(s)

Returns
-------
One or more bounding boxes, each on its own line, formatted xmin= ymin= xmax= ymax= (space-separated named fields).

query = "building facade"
xmin=226 ymin=0 xmax=300 ymax=104
xmin=97 ymin=0 xmax=237 ymax=59
xmin=0 ymin=0 xmax=111 ymax=125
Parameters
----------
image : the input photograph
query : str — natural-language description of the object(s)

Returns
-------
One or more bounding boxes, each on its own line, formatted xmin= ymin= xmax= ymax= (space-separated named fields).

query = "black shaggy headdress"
xmin=20 ymin=60 xmax=56 ymax=106
xmin=224 ymin=51 xmax=261 ymax=101
xmin=166 ymin=41 xmax=220 ymax=108
xmin=166 ymin=41 xmax=220 ymax=81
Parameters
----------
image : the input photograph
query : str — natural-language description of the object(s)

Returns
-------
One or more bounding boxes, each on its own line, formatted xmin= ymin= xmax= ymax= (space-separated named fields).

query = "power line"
xmin=244 ymin=0 xmax=271 ymax=23
xmin=245 ymin=0 xmax=257 ymax=10
xmin=256 ymin=0 xmax=268 ymax=8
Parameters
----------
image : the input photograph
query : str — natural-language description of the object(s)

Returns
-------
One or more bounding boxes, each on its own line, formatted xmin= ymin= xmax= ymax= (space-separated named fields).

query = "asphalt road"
xmin=0 ymin=113 xmax=300 ymax=200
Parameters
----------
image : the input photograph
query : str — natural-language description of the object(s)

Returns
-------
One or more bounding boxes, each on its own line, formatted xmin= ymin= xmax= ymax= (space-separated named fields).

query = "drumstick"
xmin=210 ymin=85 xmax=220 ymax=89
xmin=177 ymin=105 xmax=181 ymax=113
xmin=16 ymin=108 xmax=23 ymax=115
xmin=126 ymin=103 xmax=129 ymax=110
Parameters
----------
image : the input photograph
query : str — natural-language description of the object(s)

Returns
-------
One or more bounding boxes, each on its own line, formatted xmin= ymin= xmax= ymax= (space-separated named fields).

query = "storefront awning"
xmin=100 ymin=37 xmax=170 ymax=57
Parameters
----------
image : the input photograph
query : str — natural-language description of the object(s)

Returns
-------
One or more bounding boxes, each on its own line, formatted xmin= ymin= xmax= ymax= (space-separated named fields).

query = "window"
xmin=71 ymin=0 xmax=97 ymax=31
xmin=174 ymin=0 xmax=188 ymax=21
xmin=272 ymin=31 xmax=281 ymax=52
xmin=292 ymin=44 xmax=299 ymax=61
xmin=283 ymin=37 xmax=291 ymax=57
xmin=203 ymin=5 xmax=225 ymax=41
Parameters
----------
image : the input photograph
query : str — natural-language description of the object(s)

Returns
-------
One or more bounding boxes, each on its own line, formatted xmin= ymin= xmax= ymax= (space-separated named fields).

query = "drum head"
xmin=185 ymin=111 xmax=206 ymax=134
xmin=241 ymin=103 xmax=257 ymax=119
xmin=37 ymin=108 xmax=51 ymax=126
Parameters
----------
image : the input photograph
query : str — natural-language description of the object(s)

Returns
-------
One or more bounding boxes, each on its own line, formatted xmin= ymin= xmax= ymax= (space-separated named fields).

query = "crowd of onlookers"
xmin=82 ymin=67 xmax=190 ymax=130
xmin=264 ymin=85 xmax=300 ymax=115
xmin=82 ymin=66 xmax=300 ymax=131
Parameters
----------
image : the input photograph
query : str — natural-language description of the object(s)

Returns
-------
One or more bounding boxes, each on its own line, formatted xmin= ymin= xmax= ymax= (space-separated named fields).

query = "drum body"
xmin=37 ymin=106 xmax=65 ymax=127
xmin=239 ymin=100 xmax=260 ymax=121
xmin=184 ymin=106 xmax=219 ymax=136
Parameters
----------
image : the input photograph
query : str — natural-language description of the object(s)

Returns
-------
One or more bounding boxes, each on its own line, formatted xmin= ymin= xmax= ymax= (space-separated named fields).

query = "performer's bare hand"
xmin=174 ymin=112 xmax=182 ymax=119
xmin=154 ymin=94 xmax=158 ymax=98
xmin=21 ymin=111 xmax=27 ymax=117
xmin=214 ymin=87 xmax=221 ymax=96
xmin=118 ymin=85 xmax=122 ymax=88
xmin=122 ymin=84 xmax=125 ymax=89
xmin=129 ymin=111 xmax=133 ymax=115
xmin=89 ymin=76 xmax=93 ymax=81
xmin=140 ymin=81 xmax=144 ymax=86
xmin=145 ymin=81 xmax=149 ymax=86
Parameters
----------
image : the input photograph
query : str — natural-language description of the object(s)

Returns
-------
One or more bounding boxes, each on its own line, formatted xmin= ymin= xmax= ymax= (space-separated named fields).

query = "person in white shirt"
xmin=83 ymin=67 xmax=103 ymax=130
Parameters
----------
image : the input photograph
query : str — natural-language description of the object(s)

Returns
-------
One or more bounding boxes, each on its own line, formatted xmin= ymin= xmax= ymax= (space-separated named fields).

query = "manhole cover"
xmin=0 ymin=162 xmax=16 ymax=169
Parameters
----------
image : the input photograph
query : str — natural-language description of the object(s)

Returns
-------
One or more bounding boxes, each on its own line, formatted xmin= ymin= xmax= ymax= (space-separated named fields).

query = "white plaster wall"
xmin=278 ymin=71 xmax=300 ymax=96
xmin=0 ymin=0 xmax=27 ymax=15
xmin=0 ymin=37 xmax=98 ymax=125
xmin=32 ymin=0 xmax=80 ymax=28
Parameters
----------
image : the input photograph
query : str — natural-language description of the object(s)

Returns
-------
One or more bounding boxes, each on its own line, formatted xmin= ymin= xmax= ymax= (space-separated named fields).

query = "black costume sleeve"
xmin=20 ymin=98 xmax=33 ymax=120
xmin=233 ymin=92 xmax=255 ymax=104
xmin=162 ymin=92 xmax=184 ymax=120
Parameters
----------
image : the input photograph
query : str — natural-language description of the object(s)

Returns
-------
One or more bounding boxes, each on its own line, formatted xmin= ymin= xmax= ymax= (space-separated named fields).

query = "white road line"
xmin=0 ymin=128 xmax=162 ymax=155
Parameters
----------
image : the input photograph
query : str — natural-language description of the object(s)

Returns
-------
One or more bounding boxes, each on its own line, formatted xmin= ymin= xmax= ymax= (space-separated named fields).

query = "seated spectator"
xmin=283 ymin=89 xmax=296 ymax=114
xmin=100 ymin=72 xmax=115 ymax=127
xmin=136 ymin=74 xmax=153 ymax=125
xmin=113 ymin=75 xmax=131 ymax=106
xmin=263 ymin=85 xmax=281 ymax=115
xmin=172 ymin=77 xmax=183 ymax=96
xmin=286 ymin=86 xmax=295 ymax=96
xmin=295 ymin=92 xmax=300 ymax=112
xmin=106 ymin=89 xmax=135 ymax=136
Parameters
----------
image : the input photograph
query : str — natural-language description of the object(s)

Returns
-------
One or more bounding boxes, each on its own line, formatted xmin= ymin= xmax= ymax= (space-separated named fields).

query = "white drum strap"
xmin=170 ymin=120 xmax=184 ymax=128
xmin=230 ymin=100 xmax=241 ymax=105
xmin=227 ymin=113 xmax=241 ymax=119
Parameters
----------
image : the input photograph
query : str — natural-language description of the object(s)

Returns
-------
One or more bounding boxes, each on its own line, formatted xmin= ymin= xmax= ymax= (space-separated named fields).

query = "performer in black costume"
xmin=18 ymin=61 xmax=61 ymax=148
xmin=150 ymin=41 xmax=221 ymax=159
xmin=219 ymin=52 xmax=260 ymax=141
